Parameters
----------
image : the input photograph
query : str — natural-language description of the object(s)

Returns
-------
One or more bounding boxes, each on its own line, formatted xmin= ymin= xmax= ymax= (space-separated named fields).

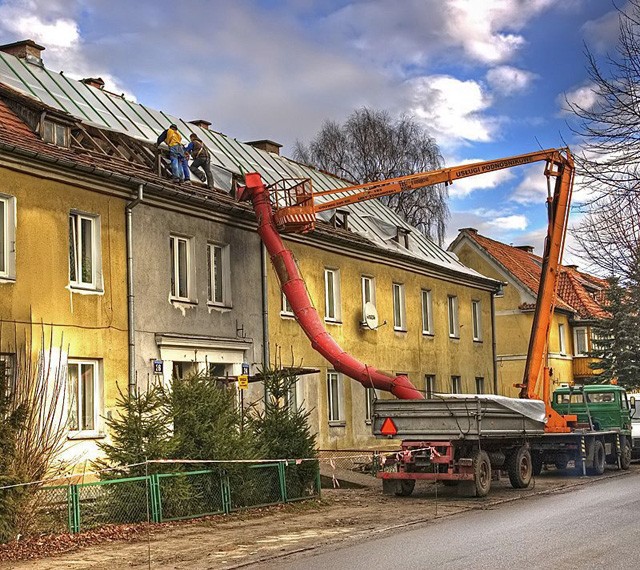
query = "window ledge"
xmin=449 ymin=335 xmax=460 ymax=340
xmin=325 ymin=319 xmax=343 ymax=325
xmin=68 ymin=285 xmax=104 ymax=295
xmin=170 ymin=298 xmax=198 ymax=306
xmin=280 ymin=312 xmax=296 ymax=319
xmin=473 ymin=339 xmax=483 ymax=344
xmin=422 ymin=332 xmax=435 ymax=337
xmin=207 ymin=302 xmax=232 ymax=311
xmin=67 ymin=431 xmax=106 ymax=441
xmin=328 ymin=421 xmax=346 ymax=428
xmin=0 ymin=276 xmax=16 ymax=284
xmin=394 ymin=328 xmax=408 ymax=333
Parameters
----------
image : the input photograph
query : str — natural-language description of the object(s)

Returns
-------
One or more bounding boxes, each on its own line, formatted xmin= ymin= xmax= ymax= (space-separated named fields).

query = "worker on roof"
xmin=156 ymin=124 xmax=190 ymax=183
xmin=185 ymin=134 xmax=214 ymax=189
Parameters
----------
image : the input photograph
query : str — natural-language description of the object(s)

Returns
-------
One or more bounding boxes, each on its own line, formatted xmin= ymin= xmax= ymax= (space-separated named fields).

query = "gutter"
xmin=126 ymin=184 xmax=144 ymax=394
xmin=491 ymin=293 xmax=498 ymax=395
xmin=261 ymin=242 xmax=270 ymax=382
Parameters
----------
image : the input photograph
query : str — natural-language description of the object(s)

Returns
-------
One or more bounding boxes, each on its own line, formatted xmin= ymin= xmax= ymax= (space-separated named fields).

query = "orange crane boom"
xmin=238 ymin=148 xmax=575 ymax=431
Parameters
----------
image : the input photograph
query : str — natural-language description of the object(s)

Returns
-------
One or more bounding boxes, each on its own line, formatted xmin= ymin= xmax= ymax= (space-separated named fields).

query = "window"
xmin=324 ymin=269 xmax=341 ymax=322
xmin=425 ymin=374 xmax=436 ymax=399
xmin=421 ymin=289 xmax=434 ymax=335
xmin=0 ymin=194 xmax=16 ymax=280
xmin=67 ymin=359 xmax=100 ymax=433
xmin=170 ymin=235 xmax=192 ymax=300
xmin=393 ymin=283 xmax=406 ymax=331
xmin=69 ymin=212 xmax=101 ymax=290
xmin=475 ymin=377 xmax=485 ymax=394
xmin=0 ymin=353 xmax=15 ymax=392
xmin=558 ymin=323 xmax=566 ymax=355
xmin=361 ymin=276 xmax=376 ymax=313
xmin=42 ymin=120 xmax=69 ymax=147
xmin=281 ymin=291 xmax=293 ymax=316
xmin=451 ymin=375 xmax=461 ymax=394
xmin=574 ymin=327 xmax=589 ymax=356
xmin=472 ymin=300 xmax=482 ymax=341
xmin=327 ymin=371 xmax=343 ymax=423
xmin=448 ymin=295 xmax=459 ymax=338
xmin=207 ymin=243 xmax=231 ymax=306
xmin=365 ymin=387 xmax=377 ymax=422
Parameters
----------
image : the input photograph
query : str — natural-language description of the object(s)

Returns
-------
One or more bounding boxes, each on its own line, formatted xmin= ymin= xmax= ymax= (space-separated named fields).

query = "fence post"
xmin=278 ymin=461 xmax=288 ymax=503
xmin=221 ymin=472 xmax=231 ymax=514
xmin=67 ymin=484 xmax=80 ymax=534
xmin=149 ymin=474 xmax=162 ymax=523
xmin=315 ymin=460 xmax=322 ymax=498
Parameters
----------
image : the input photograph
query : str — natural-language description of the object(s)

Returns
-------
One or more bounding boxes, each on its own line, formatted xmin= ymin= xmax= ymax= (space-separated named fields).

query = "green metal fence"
xmin=33 ymin=460 xmax=320 ymax=535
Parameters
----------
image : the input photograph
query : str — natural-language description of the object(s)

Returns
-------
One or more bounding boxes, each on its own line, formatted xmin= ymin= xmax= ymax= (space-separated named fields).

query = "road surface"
xmin=255 ymin=471 xmax=639 ymax=570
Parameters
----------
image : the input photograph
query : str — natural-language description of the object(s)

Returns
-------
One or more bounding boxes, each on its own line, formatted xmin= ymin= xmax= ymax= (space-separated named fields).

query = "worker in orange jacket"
xmin=156 ymin=124 xmax=190 ymax=183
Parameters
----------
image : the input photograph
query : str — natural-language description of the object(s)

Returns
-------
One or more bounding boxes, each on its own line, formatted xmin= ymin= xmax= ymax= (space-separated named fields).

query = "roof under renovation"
xmin=0 ymin=42 xmax=491 ymax=283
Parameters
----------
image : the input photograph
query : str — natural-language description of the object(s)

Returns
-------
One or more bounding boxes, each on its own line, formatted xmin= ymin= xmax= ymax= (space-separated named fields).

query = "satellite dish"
xmin=363 ymin=302 xmax=379 ymax=330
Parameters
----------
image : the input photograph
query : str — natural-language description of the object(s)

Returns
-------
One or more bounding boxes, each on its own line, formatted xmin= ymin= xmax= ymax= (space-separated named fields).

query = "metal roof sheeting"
xmin=0 ymin=50 xmax=485 ymax=280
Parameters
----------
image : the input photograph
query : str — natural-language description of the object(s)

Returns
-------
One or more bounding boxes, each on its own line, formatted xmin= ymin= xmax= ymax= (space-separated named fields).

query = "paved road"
xmin=254 ymin=472 xmax=639 ymax=570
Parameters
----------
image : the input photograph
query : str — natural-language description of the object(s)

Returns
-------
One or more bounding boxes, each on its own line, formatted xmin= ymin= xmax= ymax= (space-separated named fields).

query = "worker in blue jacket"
xmin=156 ymin=124 xmax=190 ymax=183
xmin=185 ymin=134 xmax=214 ymax=189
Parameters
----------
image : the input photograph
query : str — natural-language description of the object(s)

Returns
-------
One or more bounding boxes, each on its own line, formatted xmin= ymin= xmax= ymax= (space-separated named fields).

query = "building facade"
xmin=449 ymin=228 xmax=608 ymax=397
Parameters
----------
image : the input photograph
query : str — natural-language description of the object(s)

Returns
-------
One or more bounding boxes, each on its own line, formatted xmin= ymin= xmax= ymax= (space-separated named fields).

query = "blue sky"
xmin=0 ymin=0 xmax=624 ymax=259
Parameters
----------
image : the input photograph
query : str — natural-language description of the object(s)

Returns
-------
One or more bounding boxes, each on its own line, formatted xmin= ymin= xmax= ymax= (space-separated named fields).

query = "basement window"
xmin=42 ymin=120 xmax=69 ymax=148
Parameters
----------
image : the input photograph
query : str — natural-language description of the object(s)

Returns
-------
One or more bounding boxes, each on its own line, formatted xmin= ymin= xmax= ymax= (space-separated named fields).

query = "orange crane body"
xmin=237 ymin=148 xmax=576 ymax=433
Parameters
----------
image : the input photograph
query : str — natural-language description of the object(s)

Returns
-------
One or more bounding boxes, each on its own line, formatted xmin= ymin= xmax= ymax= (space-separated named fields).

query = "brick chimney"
xmin=0 ymin=39 xmax=45 ymax=66
xmin=565 ymin=264 xmax=579 ymax=271
xmin=81 ymin=77 xmax=105 ymax=89
xmin=246 ymin=139 xmax=282 ymax=155
xmin=189 ymin=119 xmax=212 ymax=130
xmin=459 ymin=227 xmax=478 ymax=234
xmin=514 ymin=245 xmax=534 ymax=253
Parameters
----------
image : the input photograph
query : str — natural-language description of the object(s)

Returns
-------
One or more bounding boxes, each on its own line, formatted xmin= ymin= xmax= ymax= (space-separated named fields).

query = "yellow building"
xmin=449 ymin=229 xmax=608 ymax=397
xmin=269 ymin=225 xmax=500 ymax=449
xmin=0 ymin=93 xmax=129 ymax=465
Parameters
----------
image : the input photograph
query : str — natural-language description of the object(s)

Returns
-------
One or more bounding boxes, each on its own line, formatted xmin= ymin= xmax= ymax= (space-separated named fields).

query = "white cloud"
xmin=486 ymin=66 xmax=537 ymax=96
xmin=510 ymin=163 xmax=552 ymax=204
xmin=561 ymin=83 xmax=599 ymax=114
xmin=404 ymin=75 xmax=498 ymax=149
xmin=486 ymin=214 xmax=528 ymax=231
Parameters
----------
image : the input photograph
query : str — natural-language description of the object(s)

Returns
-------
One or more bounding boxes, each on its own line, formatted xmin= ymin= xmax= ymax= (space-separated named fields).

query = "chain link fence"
xmin=31 ymin=460 xmax=321 ymax=536
xmin=317 ymin=449 xmax=396 ymax=475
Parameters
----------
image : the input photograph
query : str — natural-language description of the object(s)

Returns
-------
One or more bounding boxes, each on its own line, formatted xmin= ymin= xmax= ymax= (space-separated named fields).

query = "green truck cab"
xmin=552 ymin=384 xmax=632 ymax=432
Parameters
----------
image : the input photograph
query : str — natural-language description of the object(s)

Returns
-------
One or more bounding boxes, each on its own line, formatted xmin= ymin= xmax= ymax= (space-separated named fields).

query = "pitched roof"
xmin=0 ymin=48 xmax=493 ymax=285
xmin=457 ymin=229 xmax=608 ymax=319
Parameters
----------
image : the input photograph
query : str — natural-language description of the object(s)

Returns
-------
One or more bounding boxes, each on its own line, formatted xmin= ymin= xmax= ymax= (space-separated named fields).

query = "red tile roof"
xmin=461 ymin=230 xmax=608 ymax=320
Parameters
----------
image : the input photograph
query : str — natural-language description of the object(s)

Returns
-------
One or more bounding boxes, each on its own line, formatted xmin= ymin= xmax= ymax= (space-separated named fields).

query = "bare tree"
xmin=294 ymin=108 xmax=449 ymax=245
xmin=567 ymin=1 xmax=640 ymax=274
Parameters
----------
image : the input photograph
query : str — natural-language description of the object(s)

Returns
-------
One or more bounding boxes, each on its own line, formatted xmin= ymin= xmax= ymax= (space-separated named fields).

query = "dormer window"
xmin=331 ymin=209 xmax=350 ymax=230
xmin=42 ymin=120 xmax=69 ymax=147
xmin=395 ymin=227 xmax=410 ymax=248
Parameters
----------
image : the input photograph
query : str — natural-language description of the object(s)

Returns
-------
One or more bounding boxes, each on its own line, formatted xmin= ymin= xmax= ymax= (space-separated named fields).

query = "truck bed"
xmin=372 ymin=395 xmax=547 ymax=440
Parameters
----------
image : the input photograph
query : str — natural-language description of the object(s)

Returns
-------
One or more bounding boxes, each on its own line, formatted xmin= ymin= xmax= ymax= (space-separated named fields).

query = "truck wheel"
xmin=620 ymin=437 xmax=632 ymax=470
xmin=554 ymin=455 xmax=569 ymax=470
xmin=395 ymin=479 xmax=416 ymax=496
xmin=506 ymin=447 xmax=532 ymax=489
xmin=587 ymin=440 xmax=605 ymax=476
xmin=473 ymin=450 xmax=492 ymax=497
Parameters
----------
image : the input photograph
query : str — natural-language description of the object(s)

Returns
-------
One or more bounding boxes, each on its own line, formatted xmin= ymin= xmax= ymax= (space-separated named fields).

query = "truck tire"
xmin=531 ymin=452 xmax=543 ymax=476
xmin=554 ymin=455 xmax=569 ymax=470
xmin=587 ymin=440 xmax=606 ymax=476
xmin=395 ymin=479 xmax=416 ymax=496
xmin=506 ymin=446 xmax=532 ymax=489
xmin=473 ymin=450 xmax=492 ymax=497
xmin=620 ymin=437 xmax=632 ymax=470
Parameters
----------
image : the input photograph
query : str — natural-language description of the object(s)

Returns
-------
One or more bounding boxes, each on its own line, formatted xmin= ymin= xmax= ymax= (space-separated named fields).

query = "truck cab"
xmin=552 ymin=385 xmax=632 ymax=432
xmin=630 ymin=394 xmax=640 ymax=460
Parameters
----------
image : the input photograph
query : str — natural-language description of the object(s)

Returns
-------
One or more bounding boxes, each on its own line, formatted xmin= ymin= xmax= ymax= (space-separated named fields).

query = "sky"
xmin=0 ymin=0 xmax=626 ymax=262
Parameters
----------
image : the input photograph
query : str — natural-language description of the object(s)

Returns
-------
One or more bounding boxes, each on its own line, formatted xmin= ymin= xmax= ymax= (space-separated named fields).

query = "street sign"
xmin=153 ymin=360 xmax=163 ymax=374
xmin=238 ymin=375 xmax=249 ymax=390
xmin=242 ymin=363 xmax=250 ymax=375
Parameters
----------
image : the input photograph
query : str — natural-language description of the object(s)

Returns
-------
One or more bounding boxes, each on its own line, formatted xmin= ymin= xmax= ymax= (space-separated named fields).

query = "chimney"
xmin=565 ymin=264 xmax=579 ymax=271
xmin=189 ymin=119 xmax=212 ymax=130
xmin=459 ymin=227 xmax=478 ymax=234
xmin=246 ymin=139 xmax=282 ymax=155
xmin=0 ymin=39 xmax=45 ymax=66
xmin=514 ymin=245 xmax=534 ymax=254
xmin=81 ymin=77 xmax=105 ymax=89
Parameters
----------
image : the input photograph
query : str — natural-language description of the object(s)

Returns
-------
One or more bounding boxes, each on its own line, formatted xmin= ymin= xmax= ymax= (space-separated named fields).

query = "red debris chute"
xmin=239 ymin=172 xmax=423 ymax=400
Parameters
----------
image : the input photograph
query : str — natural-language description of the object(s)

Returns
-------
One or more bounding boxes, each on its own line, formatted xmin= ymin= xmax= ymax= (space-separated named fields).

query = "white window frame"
xmin=425 ymin=374 xmax=436 ymax=399
xmin=361 ymin=275 xmax=376 ymax=315
xmin=281 ymin=291 xmax=294 ymax=317
xmin=0 ymin=194 xmax=16 ymax=281
xmin=43 ymin=119 xmax=69 ymax=147
xmin=472 ymin=300 xmax=482 ymax=341
xmin=324 ymin=268 xmax=341 ymax=323
xmin=365 ymin=387 xmax=377 ymax=423
xmin=327 ymin=370 xmax=344 ymax=424
xmin=170 ymin=235 xmax=193 ymax=301
xmin=448 ymin=295 xmax=460 ymax=338
xmin=451 ymin=375 xmax=462 ymax=394
xmin=67 ymin=359 xmax=101 ymax=435
xmin=207 ymin=242 xmax=231 ymax=307
xmin=393 ymin=283 xmax=406 ymax=331
xmin=421 ymin=289 xmax=434 ymax=335
xmin=573 ymin=326 xmax=589 ymax=357
xmin=475 ymin=377 xmax=485 ymax=394
xmin=69 ymin=211 xmax=102 ymax=291
xmin=558 ymin=323 xmax=566 ymax=355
